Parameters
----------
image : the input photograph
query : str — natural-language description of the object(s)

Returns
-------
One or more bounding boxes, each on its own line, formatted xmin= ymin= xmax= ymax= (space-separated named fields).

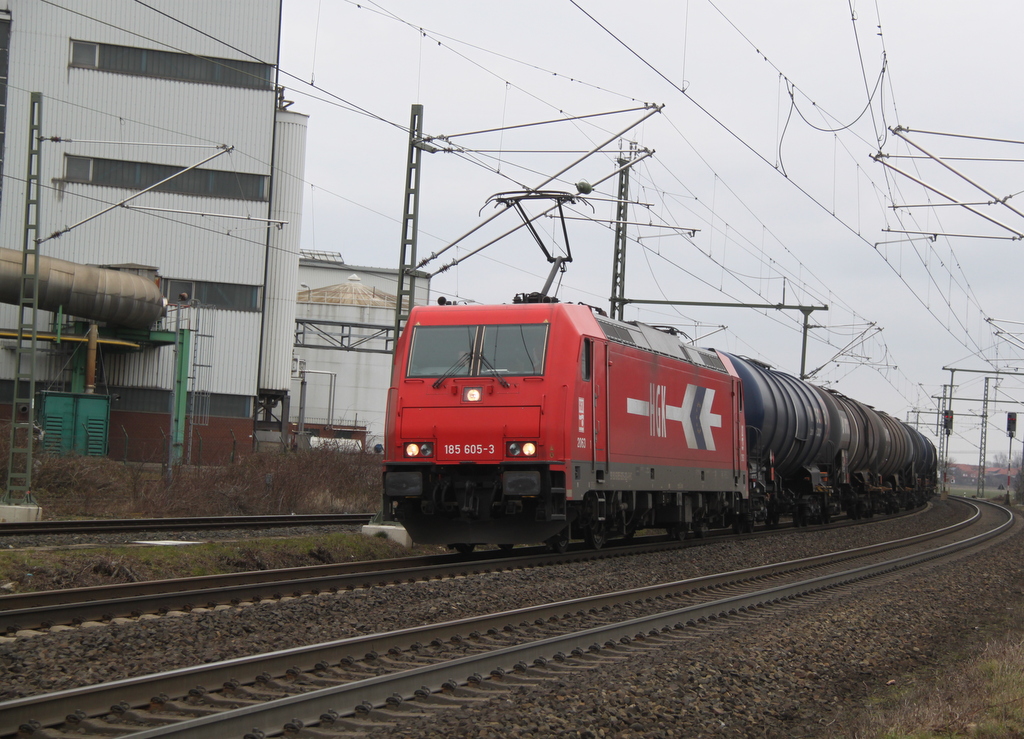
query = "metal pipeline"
xmin=0 ymin=247 xmax=166 ymax=329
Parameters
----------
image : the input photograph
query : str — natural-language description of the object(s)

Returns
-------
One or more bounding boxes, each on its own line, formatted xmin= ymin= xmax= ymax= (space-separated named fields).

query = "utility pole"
xmin=609 ymin=142 xmax=637 ymax=321
xmin=1007 ymin=411 xmax=1016 ymax=502
xmin=3 ymin=93 xmax=43 ymax=510
xmin=392 ymin=104 xmax=436 ymax=365
xmin=937 ymin=383 xmax=952 ymax=498
xmin=978 ymin=377 xmax=991 ymax=499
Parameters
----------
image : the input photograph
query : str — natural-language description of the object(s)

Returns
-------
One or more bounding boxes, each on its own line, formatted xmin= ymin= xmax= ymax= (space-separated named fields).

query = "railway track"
xmin=0 ymin=497 xmax=1009 ymax=738
xmin=0 ymin=509 xmax=900 ymax=635
xmin=0 ymin=514 xmax=373 ymax=538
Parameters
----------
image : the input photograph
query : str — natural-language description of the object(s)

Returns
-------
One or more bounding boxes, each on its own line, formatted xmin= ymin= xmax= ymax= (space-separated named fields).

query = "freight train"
xmin=381 ymin=299 xmax=936 ymax=552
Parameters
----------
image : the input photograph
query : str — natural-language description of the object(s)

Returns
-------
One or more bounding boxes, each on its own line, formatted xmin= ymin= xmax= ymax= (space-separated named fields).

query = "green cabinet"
xmin=37 ymin=391 xmax=110 ymax=456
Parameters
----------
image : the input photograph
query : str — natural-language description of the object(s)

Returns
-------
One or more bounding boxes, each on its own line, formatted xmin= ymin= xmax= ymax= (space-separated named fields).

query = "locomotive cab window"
xmin=407 ymin=324 xmax=549 ymax=378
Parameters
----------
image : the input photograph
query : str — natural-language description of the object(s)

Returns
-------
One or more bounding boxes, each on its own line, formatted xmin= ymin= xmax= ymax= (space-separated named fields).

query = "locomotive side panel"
xmin=600 ymin=342 xmax=744 ymax=495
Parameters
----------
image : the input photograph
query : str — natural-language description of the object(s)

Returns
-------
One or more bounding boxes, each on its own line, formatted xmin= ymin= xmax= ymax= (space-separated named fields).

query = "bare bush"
xmin=0 ymin=418 xmax=381 ymax=518
xmin=31 ymin=455 xmax=146 ymax=518
xmin=134 ymin=449 xmax=382 ymax=516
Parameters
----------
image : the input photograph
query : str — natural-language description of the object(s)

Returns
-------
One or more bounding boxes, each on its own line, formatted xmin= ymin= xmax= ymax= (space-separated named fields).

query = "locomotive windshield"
xmin=407 ymin=323 xmax=549 ymax=378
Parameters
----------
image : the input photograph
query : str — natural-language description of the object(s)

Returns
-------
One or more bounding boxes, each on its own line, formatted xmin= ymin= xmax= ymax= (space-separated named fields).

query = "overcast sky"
xmin=278 ymin=1 xmax=1024 ymax=467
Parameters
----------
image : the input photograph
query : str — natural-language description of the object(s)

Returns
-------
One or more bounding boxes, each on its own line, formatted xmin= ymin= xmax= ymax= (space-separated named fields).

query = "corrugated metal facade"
xmin=0 ymin=1 xmax=305 ymax=461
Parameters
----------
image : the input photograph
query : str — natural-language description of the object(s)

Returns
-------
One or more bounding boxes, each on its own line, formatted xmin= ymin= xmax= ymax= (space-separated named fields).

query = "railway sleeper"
xmin=285 ymin=726 xmax=368 ymax=739
xmin=26 ymin=715 xmax=136 ymax=739
xmin=16 ymin=726 xmax=104 ymax=739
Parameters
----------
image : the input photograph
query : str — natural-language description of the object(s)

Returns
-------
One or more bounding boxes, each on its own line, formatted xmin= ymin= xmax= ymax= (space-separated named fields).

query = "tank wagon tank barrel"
xmin=722 ymin=352 xmax=936 ymax=525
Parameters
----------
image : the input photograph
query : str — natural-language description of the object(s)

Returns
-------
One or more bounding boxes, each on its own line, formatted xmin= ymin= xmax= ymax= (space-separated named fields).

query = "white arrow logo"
xmin=627 ymin=383 xmax=721 ymax=451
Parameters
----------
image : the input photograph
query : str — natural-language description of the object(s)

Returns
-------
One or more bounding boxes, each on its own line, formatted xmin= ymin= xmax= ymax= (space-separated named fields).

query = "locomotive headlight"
xmin=405 ymin=442 xmax=434 ymax=458
xmin=507 ymin=441 xmax=538 ymax=457
xmin=462 ymin=386 xmax=483 ymax=402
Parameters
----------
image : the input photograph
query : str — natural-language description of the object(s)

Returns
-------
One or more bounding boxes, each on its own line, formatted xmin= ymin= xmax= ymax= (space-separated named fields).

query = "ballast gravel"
xmin=1 ymin=500 xmax=1018 ymax=738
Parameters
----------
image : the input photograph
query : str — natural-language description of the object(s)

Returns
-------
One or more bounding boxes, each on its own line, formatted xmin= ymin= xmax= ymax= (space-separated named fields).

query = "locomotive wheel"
xmin=451 ymin=543 xmax=475 ymax=554
xmin=545 ymin=529 xmax=570 ymax=554
xmin=585 ymin=524 xmax=607 ymax=550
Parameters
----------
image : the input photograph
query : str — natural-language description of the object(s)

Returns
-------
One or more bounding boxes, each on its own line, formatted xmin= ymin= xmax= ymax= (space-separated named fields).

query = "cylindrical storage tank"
xmin=877 ymin=411 xmax=914 ymax=479
xmin=259 ymin=109 xmax=309 ymax=392
xmin=0 ymin=247 xmax=165 ymax=329
xmin=723 ymin=353 xmax=829 ymax=477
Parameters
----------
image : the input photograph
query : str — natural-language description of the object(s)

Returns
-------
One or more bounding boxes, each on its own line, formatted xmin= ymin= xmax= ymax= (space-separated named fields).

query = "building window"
xmin=65 ymin=155 xmax=268 ymax=201
xmin=107 ymin=387 xmax=252 ymax=418
xmin=165 ymin=279 xmax=261 ymax=312
xmin=70 ymin=40 xmax=273 ymax=90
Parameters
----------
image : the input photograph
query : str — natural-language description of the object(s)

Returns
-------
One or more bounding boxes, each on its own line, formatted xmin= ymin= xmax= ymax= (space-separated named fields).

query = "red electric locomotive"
xmin=381 ymin=300 xmax=753 ymax=552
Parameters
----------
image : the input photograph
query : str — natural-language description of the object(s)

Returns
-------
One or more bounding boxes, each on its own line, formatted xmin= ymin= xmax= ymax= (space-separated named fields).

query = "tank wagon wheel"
xmin=666 ymin=524 xmax=685 ymax=541
xmin=692 ymin=521 xmax=709 ymax=539
xmin=545 ymin=529 xmax=570 ymax=554
xmin=498 ymin=544 xmax=515 ymax=552
xmin=451 ymin=543 xmax=476 ymax=555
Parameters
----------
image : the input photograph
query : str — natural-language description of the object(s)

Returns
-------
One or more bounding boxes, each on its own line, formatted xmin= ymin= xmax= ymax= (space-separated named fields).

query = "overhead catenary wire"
xmin=39 ymin=0 xmax=1015 ymax=413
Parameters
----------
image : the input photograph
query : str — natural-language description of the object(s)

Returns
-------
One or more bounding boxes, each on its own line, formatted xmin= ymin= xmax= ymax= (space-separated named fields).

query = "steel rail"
xmin=0 ymin=513 xmax=373 ymax=537
xmin=0 ymin=507 xmax=918 ymax=632
xmin=0 ymin=499 xmax=999 ymax=737
xmin=143 ymin=498 xmax=1007 ymax=739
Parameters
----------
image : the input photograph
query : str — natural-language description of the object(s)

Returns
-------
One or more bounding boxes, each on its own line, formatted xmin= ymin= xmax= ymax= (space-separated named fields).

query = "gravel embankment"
xmin=1 ymin=500 xmax=1015 ymax=738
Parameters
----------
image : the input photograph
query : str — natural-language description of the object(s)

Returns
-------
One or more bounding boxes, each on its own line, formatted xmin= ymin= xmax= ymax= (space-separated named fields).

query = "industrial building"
xmin=0 ymin=1 xmax=421 ymax=482
xmin=292 ymin=252 xmax=429 ymax=452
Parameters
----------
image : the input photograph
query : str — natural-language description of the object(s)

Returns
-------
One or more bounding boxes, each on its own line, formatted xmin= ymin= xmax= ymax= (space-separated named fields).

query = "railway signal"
xmin=1008 ymin=412 xmax=1017 ymax=438
xmin=943 ymin=409 xmax=954 ymax=434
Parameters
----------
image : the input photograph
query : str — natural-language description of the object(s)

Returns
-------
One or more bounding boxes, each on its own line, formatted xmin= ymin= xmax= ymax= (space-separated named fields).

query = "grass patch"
xmin=846 ymin=611 xmax=1024 ymax=738
xmin=0 ymin=533 xmax=442 ymax=592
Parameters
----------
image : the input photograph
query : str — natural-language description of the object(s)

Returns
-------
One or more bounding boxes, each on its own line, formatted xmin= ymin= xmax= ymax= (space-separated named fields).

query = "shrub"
xmin=0 ymin=420 xmax=382 ymax=518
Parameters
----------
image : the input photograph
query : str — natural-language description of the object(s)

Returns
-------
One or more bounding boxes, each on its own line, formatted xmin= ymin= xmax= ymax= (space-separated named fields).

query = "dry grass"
xmin=845 ymin=612 xmax=1024 ymax=739
xmin=0 ymin=429 xmax=382 ymax=518
xmin=0 ymin=532 xmax=436 ymax=592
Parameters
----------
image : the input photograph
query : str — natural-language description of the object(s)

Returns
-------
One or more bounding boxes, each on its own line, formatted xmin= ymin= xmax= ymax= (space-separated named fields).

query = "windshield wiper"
xmin=479 ymin=354 xmax=511 ymax=388
xmin=432 ymin=352 xmax=470 ymax=389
